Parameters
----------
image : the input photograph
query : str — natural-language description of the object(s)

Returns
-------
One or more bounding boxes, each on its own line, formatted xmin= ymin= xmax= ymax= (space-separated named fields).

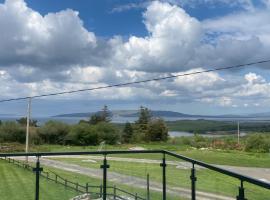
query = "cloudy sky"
xmin=0 ymin=0 xmax=270 ymax=116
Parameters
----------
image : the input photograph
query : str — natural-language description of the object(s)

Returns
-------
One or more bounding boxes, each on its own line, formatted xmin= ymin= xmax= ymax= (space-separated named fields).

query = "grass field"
xmin=0 ymin=159 xmax=187 ymax=200
xmin=0 ymin=155 xmax=269 ymax=200
xmin=0 ymin=160 xmax=79 ymax=200
xmin=51 ymin=156 xmax=270 ymax=200
xmin=32 ymin=143 xmax=270 ymax=168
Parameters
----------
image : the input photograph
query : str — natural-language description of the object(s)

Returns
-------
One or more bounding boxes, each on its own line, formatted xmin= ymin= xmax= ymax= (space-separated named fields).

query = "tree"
xmin=101 ymin=105 xmax=112 ymax=122
xmin=136 ymin=106 xmax=152 ymax=125
xmin=89 ymin=105 xmax=112 ymax=125
xmin=135 ymin=106 xmax=152 ymax=136
xmin=16 ymin=117 xmax=38 ymax=127
xmin=89 ymin=114 xmax=104 ymax=125
xmin=147 ymin=118 xmax=168 ymax=141
xmin=122 ymin=122 xmax=134 ymax=143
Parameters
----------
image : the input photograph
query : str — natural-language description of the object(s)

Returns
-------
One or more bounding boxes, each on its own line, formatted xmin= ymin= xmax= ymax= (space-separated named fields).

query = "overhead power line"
xmin=0 ymin=59 xmax=269 ymax=103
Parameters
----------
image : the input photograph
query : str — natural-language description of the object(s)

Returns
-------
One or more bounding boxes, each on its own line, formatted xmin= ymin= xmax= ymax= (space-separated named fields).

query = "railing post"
xmin=190 ymin=163 xmax=197 ymax=200
xmin=147 ymin=173 xmax=150 ymax=200
xmin=100 ymin=185 xmax=103 ymax=197
xmin=237 ymin=180 xmax=247 ymax=200
xmin=76 ymin=182 xmax=78 ymax=192
xmin=160 ymin=153 xmax=167 ymax=200
xmin=33 ymin=156 xmax=43 ymax=200
xmin=113 ymin=185 xmax=116 ymax=199
xmin=86 ymin=183 xmax=88 ymax=193
xmin=55 ymin=174 xmax=58 ymax=183
xmin=100 ymin=154 xmax=110 ymax=200
xmin=135 ymin=193 xmax=138 ymax=200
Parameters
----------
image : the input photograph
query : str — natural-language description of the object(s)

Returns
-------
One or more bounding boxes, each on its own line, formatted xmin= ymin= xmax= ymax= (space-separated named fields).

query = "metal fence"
xmin=0 ymin=150 xmax=269 ymax=200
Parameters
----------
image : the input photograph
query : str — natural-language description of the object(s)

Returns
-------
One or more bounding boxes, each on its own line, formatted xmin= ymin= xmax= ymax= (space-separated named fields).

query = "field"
xmin=0 ymin=132 xmax=269 ymax=200
xmin=31 ymin=141 xmax=270 ymax=168
xmin=48 ymin=155 xmax=269 ymax=200
xmin=0 ymin=159 xmax=79 ymax=200
xmin=0 ymin=141 xmax=269 ymax=200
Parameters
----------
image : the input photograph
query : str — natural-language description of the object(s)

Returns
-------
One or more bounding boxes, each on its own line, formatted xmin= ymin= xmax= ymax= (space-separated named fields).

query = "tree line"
xmin=0 ymin=106 xmax=168 ymax=145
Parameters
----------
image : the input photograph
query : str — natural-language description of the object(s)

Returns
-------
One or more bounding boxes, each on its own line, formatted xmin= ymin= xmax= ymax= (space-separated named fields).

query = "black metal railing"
xmin=0 ymin=150 xmax=269 ymax=200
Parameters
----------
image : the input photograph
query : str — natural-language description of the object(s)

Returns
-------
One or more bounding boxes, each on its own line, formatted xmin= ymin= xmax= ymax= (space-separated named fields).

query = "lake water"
xmin=169 ymin=131 xmax=247 ymax=138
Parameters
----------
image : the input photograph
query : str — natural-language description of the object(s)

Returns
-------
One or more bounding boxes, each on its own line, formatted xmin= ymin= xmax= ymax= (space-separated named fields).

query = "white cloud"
xmin=110 ymin=1 xmax=201 ymax=72
xmin=173 ymin=68 xmax=224 ymax=92
xmin=0 ymin=0 xmax=270 ymax=111
xmin=0 ymin=0 xmax=97 ymax=69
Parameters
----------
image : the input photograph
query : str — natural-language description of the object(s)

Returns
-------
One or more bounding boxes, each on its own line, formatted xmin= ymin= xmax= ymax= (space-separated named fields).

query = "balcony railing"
xmin=0 ymin=150 xmax=269 ymax=200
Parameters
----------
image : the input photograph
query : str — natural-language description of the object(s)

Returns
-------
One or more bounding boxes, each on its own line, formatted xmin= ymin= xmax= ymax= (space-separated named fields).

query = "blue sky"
xmin=0 ymin=0 xmax=270 ymax=116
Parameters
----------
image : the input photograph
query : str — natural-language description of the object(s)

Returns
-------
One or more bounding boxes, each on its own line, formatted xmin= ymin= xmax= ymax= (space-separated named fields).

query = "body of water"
xmin=169 ymin=131 xmax=247 ymax=138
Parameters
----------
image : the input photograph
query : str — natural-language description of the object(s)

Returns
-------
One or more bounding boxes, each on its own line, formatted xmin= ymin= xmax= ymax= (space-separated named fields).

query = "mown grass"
xmin=0 ymin=159 xmax=186 ymax=200
xmin=32 ymin=142 xmax=270 ymax=168
xmin=51 ymin=157 xmax=270 ymax=200
xmin=0 ymin=160 xmax=79 ymax=200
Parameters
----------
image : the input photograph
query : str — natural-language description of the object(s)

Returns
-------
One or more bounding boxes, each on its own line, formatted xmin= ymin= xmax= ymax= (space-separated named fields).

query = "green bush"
xmin=96 ymin=122 xmax=120 ymax=145
xmin=66 ymin=122 xmax=120 ymax=145
xmin=191 ymin=134 xmax=209 ymax=148
xmin=146 ymin=119 xmax=168 ymax=141
xmin=66 ymin=123 xmax=99 ymax=145
xmin=245 ymin=133 xmax=270 ymax=153
xmin=37 ymin=121 xmax=70 ymax=144
xmin=0 ymin=121 xmax=25 ymax=143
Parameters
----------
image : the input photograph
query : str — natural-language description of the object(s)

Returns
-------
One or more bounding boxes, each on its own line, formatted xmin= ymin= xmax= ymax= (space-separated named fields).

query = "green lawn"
xmin=0 ymin=160 xmax=79 ymax=200
xmin=1 ymin=156 xmax=268 ymax=200
xmin=0 ymin=159 xmax=186 ymax=200
xmin=32 ymin=143 xmax=270 ymax=168
xmin=51 ymin=157 xmax=270 ymax=200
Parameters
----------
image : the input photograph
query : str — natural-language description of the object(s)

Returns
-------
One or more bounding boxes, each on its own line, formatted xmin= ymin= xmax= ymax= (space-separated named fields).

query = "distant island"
xmin=52 ymin=110 xmax=268 ymax=119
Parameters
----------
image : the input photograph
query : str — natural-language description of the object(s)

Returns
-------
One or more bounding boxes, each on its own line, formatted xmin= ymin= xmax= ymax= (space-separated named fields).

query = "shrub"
xmin=66 ymin=122 xmax=120 ymax=145
xmin=146 ymin=119 xmax=168 ymax=141
xmin=96 ymin=122 xmax=120 ymax=145
xmin=37 ymin=121 xmax=70 ymax=144
xmin=66 ymin=123 xmax=99 ymax=145
xmin=191 ymin=134 xmax=209 ymax=148
xmin=245 ymin=133 xmax=270 ymax=153
xmin=0 ymin=121 xmax=25 ymax=143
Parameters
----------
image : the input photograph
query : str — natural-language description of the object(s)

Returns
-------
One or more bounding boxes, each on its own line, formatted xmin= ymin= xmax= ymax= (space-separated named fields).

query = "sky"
xmin=0 ymin=0 xmax=270 ymax=116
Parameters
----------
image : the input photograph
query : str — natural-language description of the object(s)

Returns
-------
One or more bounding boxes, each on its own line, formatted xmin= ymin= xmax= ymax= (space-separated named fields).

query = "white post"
xmin=25 ymin=97 xmax=31 ymax=162
xmin=237 ymin=121 xmax=240 ymax=145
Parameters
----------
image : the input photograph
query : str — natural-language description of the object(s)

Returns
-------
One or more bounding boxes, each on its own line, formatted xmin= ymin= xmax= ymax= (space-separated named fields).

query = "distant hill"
xmin=52 ymin=110 xmax=226 ymax=118
xmin=53 ymin=112 xmax=94 ymax=118
xmin=52 ymin=110 xmax=270 ymax=119
xmin=53 ymin=110 xmax=194 ymax=118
